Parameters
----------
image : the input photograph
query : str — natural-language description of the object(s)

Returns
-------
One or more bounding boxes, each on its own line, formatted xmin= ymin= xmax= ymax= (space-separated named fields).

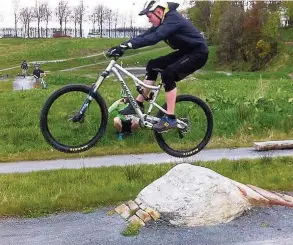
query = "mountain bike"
xmin=40 ymin=53 xmax=213 ymax=158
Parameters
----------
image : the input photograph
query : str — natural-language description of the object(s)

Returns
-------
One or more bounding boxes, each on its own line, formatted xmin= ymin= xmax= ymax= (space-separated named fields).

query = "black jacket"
xmin=129 ymin=2 xmax=208 ymax=54
xmin=21 ymin=62 xmax=28 ymax=69
xmin=33 ymin=69 xmax=44 ymax=78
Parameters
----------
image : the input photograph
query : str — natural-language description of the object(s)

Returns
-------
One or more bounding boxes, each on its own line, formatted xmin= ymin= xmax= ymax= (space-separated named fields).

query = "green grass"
xmin=0 ymin=157 xmax=292 ymax=218
xmin=0 ymin=79 xmax=13 ymax=92
xmin=265 ymin=42 xmax=293 ymax=74
xmin=0 ymin=39 xmax=168 ymax=77
xmin=0 ymin=69 xmax=293 ymax=162
xmin=278 ymin=27 xmax=293 ymax=42
xmin=0 ymin=38 xmax=125 ymax=69
xmin=121 ymin=222 xmax=142 ymax=236
xmin=0 ymin=33 xmax=293 ymax=162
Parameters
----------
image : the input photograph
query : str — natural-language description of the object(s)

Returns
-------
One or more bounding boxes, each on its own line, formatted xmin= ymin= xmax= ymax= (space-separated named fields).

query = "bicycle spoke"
xmin=154 ymin=95 xmax=213 ymax=157
xmin=46 ymin=91 xmax=102 ymax=147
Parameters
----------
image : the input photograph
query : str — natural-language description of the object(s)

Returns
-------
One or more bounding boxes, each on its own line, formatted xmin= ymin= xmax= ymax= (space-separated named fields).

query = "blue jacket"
xmin=129 ymin=2 xmax=208 ymax=54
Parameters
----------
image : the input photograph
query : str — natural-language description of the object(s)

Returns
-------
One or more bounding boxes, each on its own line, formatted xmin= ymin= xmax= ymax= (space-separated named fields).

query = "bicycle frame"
xmin=91 ymin=59 xmax=171 ymax=128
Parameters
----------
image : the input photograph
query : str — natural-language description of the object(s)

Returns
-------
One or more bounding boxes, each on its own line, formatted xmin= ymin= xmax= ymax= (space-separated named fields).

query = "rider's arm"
xmin=128 ymin=18 xmax=181 ymax=49
xmin=108 ymin=99 xmax=123 ymax=114
xmin=40 ymin=70 xmax=45 ymax=76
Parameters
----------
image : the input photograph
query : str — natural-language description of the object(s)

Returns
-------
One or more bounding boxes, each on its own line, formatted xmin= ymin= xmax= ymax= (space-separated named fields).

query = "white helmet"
xmin=139 ymin=0 xmax=168 ymax=16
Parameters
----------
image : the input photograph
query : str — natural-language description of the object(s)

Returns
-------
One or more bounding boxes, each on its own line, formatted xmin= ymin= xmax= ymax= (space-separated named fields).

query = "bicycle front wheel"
xmin=40 ymin=84 xmax=108 ymax=153
xmin=154 ymin=95 xmax=213 ymax=158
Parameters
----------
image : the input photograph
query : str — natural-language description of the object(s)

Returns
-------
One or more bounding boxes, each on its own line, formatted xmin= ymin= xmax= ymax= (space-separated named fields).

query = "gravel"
xmin=0 ymin=205 xmax=293 ymax=245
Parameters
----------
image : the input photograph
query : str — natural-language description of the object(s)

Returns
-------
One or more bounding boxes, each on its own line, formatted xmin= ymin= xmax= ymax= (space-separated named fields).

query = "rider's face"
xmin=146 ymin=8 xmax=163 ymax=27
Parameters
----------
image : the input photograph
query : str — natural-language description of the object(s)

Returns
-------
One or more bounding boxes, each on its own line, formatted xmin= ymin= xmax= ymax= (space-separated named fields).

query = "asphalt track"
xmin=0 ymin=148 xmax=293 ymax=245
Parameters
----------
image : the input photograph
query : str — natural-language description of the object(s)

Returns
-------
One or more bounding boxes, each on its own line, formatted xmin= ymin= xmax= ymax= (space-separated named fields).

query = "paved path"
xmin=0 ymin=147 xmax=293 ymax=173
xmin=0 ymin=205 xmax=293 ymax=245
xmin=0 ymin=147 xmax=293 ymax=245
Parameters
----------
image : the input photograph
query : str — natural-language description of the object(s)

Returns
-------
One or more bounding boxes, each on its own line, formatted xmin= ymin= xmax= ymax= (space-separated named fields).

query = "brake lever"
xmin=104 ymin=50 xmax=120 ymax=61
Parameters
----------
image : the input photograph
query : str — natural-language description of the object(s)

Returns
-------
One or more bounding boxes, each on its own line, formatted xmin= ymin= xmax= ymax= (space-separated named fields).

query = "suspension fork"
xmin=70 ymin=90 xmax=95 ymax=123
xmin=71 ymin=75 xmax=107 ymax=123
xmin=76 ymin=61 xmax=114 ymax=117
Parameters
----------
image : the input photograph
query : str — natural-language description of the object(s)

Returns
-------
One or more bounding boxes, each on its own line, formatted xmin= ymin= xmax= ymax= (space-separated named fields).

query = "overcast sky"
xmin=0 ymin=0 xmax=187 ymax=29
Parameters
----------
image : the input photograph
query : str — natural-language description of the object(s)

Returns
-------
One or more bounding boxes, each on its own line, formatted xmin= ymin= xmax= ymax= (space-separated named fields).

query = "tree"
xmin=265 ymin=0 xmax=281 ymax=12
xmin=129 ymin=12 xmax=134 ymax=37
xmin=112 ymin=10 xmax=119 ymax=38
xmin=261 ymin=11 xmax=280 ymax=41
xmin=187 ymin=0 xmax=211 ymax=33
xmin=241 ymin=1 xmax=265 ymax=64
xmin=33 ymin=0 xmax=45 ymax=38
xmin=43 ymin=3 xmax=52 ymax=38
xmin=55 ymin=0 xmax=69 ymax=34
xmin=96 ymin=4 xmax=106 ymax=38
xmin=13 ymin=0 xmax=21 ymax=37
xmin=88 ymin=9 xmax=98 ymax=33
xmin=121 ymin=13 xmax=127 ymax=38
xmin=72 ymin=7 xmax=79 ymax=37
xmin=63 ymin=7 xmax=72 ymax=35
xmin=216 ymin=5 xmax=244 ymax=64
xmin=75 ymin=0 xmax=86 ymax=38
xmin=209 ymin=1 xmax=231 ymax=45
xmin=20 ymin=7 xmax=34 ymax=38
xmin=283 ymin=1 xmax=293 ymax=26
xmin=104 ymin=7 xmax=112 ymax=38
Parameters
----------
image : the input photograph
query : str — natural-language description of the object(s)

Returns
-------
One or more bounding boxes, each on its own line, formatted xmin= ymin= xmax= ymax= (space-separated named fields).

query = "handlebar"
xmin=104 ymin=50 xmax=121 ymax=61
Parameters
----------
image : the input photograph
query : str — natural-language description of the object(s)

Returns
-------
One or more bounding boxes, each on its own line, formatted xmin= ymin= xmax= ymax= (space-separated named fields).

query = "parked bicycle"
xmin=34 ymin=73 xmax=47 ymax=89
xmin=40 ymin=53 xmax=213 ymax=158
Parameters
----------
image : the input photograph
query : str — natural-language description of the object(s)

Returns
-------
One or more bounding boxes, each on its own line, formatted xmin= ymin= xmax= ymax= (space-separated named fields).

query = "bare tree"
xmin=13 ymin=0 xmax=21 ymax=37
xmin=43 ymin=3 xmax=52 ymax=38
xmin=76 ymin=0 xmax=86 ymax=38
xmin=72 ymin=7 xmax=79 ymax=37
xmin=64 ymin=7 xmax=72 ymax=35
xmin=112 ymin=10 xmax=119 ymax=38
xmin=121 ymin=14 xmax=127 ymax=38
xmin=20 ymin=7 xmax=34 ymax=38
xmin=129 ymin=12 xmax=134 ymax=37
xmin=88 ymin=9 xmax=98 ymax=33
xmin=104 ymin=7 xmax=112 ymax=38
xmin=96 ymin=4 xmax=106 ymax=38
xmin=55 ymin=0 xmax=69 ymax=34
xmin=33 ymin=0 xmax=45 ymax=38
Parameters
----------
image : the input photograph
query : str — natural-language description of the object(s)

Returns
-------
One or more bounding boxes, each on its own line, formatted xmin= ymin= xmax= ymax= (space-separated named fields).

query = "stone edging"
xmin=115 ymin=198 xmax=160 ymax=226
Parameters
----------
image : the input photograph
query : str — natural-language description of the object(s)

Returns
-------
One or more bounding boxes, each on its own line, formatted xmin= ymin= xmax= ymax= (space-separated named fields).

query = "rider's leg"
xmin=113 ymin=117 xmax=122 ymax=132
xmin=136 ymin=79 xmax=156 ymax=103
xmin=131 ymin=118 xmax=140 ymax=132
xmin=153 ymin=52 xmax=209 ymax=132
xmin=166 ymin=87 xmax=177 ymax=115
xmin=114 ymin=117 xmax=123 ymax=140
xmin=120 ymin=51 xmax=184 ymax=115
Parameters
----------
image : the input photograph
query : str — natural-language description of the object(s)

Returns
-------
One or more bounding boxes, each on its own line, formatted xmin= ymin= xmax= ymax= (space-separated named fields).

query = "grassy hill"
xmin=0 ymin=29 xmax=293 ymax=162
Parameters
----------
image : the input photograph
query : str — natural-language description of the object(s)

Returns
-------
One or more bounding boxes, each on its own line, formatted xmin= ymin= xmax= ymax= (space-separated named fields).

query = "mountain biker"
xmin=108 ymin=89 xmax=140 ymax=140
xmin=21 ymin=60 xmax=29 ymax=77
xmin=33 ymin=63 xmax=45 ymax=86
xmin=107 ymin=0 xmax=208 ymax=133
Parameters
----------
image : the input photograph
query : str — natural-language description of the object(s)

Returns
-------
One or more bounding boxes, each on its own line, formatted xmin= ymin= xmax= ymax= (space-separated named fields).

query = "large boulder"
xmin=116 ymin=163 xmax=293 ymax=227
xmin=136 ymin=163 xmax=251 ymax=226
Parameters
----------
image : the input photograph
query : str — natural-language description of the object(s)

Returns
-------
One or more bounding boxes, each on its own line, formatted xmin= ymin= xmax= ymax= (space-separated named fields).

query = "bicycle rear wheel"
xmin=40 ymin=84 xmax=108 ymax=153
xmin=154 ymin=95 xmax=213 ymax=158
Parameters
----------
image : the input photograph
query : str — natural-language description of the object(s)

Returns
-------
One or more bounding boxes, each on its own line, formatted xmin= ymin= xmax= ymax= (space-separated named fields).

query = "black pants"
xmin=122 ymin=120 xmax=132 ymax=133
xmin=145 ymin=50 xmax=208 ymax=92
